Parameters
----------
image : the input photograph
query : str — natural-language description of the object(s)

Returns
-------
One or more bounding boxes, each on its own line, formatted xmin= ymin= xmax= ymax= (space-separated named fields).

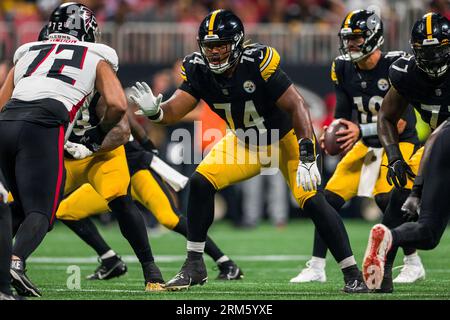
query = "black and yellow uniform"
xmin=57 ymin=140 xmax=180 ymax=229
xmin=181 ymin=44 xmax=316 ymax=208
xmin=58 ymin=93 xmax=130 ymax=213
xmin=386 ymin=53 xmax=450 ymax=246
xmin=326 ymin=52 xmax=420 ymax=201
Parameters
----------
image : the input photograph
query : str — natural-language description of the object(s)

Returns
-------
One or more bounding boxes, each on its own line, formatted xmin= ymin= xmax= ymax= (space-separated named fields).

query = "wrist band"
xmin=148 ymin=108 xmax=163 ymax=122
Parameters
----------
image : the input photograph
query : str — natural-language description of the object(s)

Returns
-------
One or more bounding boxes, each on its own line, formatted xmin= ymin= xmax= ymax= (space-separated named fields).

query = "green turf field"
xmin=26 ymin=219 xmax=450 ymax=300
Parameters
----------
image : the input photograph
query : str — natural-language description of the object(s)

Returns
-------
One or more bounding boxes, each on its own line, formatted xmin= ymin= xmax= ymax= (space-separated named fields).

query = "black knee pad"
xmin=324 ymin=190 xmax=345 ymax=211
xmin=418 ymin=223 xmax=440 ymax=250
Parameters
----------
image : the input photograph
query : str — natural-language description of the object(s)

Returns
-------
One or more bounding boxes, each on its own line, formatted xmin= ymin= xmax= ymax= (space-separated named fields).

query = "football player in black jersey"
xmin=57 ymin=109 xmax=244 ymax=282
xmin=131 ymin=9 xmax=369 ymax=293
xmin=290 ymin=10 xmax=425 ymax=288
xmin=363 ymin=12 xmax=450 ymax=290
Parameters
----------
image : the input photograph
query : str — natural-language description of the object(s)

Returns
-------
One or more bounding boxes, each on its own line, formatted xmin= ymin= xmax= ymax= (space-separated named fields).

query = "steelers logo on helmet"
xmin=338 ymin=10 xmax=384 ymax=63
xmin=197 ymin=9 xmax=245 ymax=74
xmin=411 ymin=12 xmax=450 ymax=78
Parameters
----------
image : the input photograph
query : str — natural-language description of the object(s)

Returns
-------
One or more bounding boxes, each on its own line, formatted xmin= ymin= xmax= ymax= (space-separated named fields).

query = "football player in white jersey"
xmin=0 ymin=2 xmax=126 ymax=297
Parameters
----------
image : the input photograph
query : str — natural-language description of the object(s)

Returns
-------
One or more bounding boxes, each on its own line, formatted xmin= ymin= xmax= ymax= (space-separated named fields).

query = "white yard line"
xmin=28 ymin=255 xmax=311 ymax=264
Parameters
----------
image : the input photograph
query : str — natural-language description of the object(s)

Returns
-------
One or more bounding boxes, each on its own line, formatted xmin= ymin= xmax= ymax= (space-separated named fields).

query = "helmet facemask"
xmin=339 ymin=28 xmax=384 ymax=62
xmin=198 ymin=32 xmax=244 ymax=74
xmin=412 ymin=42 xmax=450 ymax=78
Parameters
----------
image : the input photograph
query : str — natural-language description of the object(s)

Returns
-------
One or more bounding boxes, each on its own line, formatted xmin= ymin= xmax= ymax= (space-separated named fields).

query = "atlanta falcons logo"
xmin=80 ymin=7 xmax=96 ymax=31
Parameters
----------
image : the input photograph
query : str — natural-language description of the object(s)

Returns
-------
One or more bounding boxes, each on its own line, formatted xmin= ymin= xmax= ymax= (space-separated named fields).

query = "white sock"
xmin=404 ymin=252 xmax=421 ymax=265
xmin=100 ymin=250 xmax=116 ymax=260
xmin=338 ymin=256 xmax=357 ymax=269
xmin=216 ymin=255 xmax=230 ymax=265
xmin=187 ymin=241 xmax=205 ymax=253
xmin=310 ymin=256 xmax=326 ymax=269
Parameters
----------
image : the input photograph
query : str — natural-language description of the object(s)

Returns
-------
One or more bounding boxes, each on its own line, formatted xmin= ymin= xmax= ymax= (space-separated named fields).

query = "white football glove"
xmin=0 ymin=182 xmax=8 ymax=204
xmin=296 ymin=159 xmax=321 ymax=192
xmin=129 ymin=81 xmax=163 ymax=120
xmin=65 ymin=141 xmax=93 ymax=160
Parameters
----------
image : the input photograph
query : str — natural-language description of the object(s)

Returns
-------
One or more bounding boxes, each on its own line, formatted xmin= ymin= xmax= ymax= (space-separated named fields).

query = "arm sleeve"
xmin=265 ymin=67 xmax=293 ymax=101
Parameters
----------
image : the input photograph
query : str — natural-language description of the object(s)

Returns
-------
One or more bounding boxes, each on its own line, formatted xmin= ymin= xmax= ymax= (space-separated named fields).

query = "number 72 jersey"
xmin=12 ymin=39 xmax=118 ymax=122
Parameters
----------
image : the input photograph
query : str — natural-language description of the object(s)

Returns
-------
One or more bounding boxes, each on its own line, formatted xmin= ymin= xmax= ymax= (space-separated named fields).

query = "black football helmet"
xmin=338 ymin=10 xmax=384 ymax=62
xmin=197 ymin=9 xmax=245 ymax=74
xmin=38 ymin=25 xmax=49 ymax=41
xmin=47 ymin=2 xmax=99 ymax=43
xmin=410 ymin=12 xmax=450 ymax=78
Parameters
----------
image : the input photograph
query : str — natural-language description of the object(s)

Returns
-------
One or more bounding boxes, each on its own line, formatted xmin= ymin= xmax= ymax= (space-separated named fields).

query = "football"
xmin=323 ymin=119 xmax=348 ymax=156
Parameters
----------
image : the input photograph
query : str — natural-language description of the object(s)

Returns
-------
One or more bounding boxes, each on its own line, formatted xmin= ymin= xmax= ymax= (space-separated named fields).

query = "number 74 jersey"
xmin=12 ymin=38 xmax=118 ymax=122
xmin=179 ymin=44 xmax=293 ymax=145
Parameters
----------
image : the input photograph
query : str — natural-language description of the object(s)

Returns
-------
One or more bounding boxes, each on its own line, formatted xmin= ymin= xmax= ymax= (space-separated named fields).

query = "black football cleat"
xmin=10 ymin=259 xmax=41 ymax=297
xmin=374 ymin=275 xmax=393 ymax=293
xmin=164 ymin=258 xmax=208 ymax=291
xmin=143 ymin=261 xmax=166 ymax=292
xmin=343 ymin=277 xmax=370 ymax=293
xmin=216 ymin=260 xmax=244 ymax=280
xmin=87 ymin=256 xmax=127 ymax=280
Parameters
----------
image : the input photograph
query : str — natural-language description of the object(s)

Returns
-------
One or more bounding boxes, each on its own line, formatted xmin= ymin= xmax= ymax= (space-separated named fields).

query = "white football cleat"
xmin=393 ymin=255 xmax=426 ymax=283
xmin=290 ymin=259 xmax=326 ymax=283
xmin=362 ymin=224 xmax=392 ymax=290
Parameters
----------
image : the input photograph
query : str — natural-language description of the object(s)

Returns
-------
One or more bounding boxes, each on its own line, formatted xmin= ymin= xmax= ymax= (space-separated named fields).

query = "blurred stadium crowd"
xmin=0 ymin=0 xmax=443 ymax=230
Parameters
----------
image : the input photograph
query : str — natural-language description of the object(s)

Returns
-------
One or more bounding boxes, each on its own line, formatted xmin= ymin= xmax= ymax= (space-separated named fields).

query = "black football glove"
xmin=79 ymin=125 xmax=107 ymax=153
xmin=401 ymin=176 xmax=423 ymax=222
xmin=141 ymin=137 xmax=159 ymax=155
xmin=385 ymin=144 xmax=416 ymax=189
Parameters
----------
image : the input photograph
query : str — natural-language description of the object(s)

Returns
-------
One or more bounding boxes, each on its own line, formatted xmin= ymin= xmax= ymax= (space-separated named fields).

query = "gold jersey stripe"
xmin=426 ymin=12 xmax=433 ymax=39
xmin=180 ymin=65 xmax=187 ymax=81
xmin=260 ymin=47 xmax=280 ymax=81
xmin=259 ymin=47 xmax=273 ymax=70
xmin=331 ymin=60 xmax=337 ymax=83
xmin=208 ymin=9 xmax=222 ymax=36
xmin=344 ymin=11 xmax=355 ymax=28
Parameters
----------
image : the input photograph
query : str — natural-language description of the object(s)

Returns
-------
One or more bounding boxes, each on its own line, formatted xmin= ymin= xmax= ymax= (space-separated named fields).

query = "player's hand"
xmin=80 ymin=126 xmax=107 ymax=153
xmin=335 ymin=119 xmax=360 ymax=153
xmin=129 ymin=82 xmax=163 ymax=120
xmin=65 ymin=141 xmax=94 ymax=159
xmin=319 ymin=125 xmax=328 ymax=154
xmin=386 ymin=159 xmax=416 ymax=189
xmin=297 ymin=159 xmax=321 ymax=191
xmin=401 ymin=195 xmax=421 ymax=222
xmin=0 ymin=182 xmax=8 ymax=204
xmin=297 ymin=138 xmax=321 ymax=191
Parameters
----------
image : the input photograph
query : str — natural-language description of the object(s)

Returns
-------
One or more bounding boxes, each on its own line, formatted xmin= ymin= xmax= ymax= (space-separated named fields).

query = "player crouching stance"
xmin=363 ymin=13 xmax=450 ymax=290
xmin=131 ymin=10 xmax=369 ymax=293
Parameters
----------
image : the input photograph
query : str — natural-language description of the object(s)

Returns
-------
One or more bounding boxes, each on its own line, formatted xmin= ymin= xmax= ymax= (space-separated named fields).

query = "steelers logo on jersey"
xmin=377 ymin=78 xmax=389 ymax=91
xmin=243 ymin=80 xmax=256 ymax=93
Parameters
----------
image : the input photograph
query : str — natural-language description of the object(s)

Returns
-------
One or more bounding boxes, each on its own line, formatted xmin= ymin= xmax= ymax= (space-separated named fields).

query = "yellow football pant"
xmin=63 ymin=146 xmax=130 ymax=202
xmin=56 ymin=169 xmax=180 ymax=229
xmin=326 ymin=141 xmax=422 ymax=201
xmin=196 ymin=129 xmax=316 ymax=209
